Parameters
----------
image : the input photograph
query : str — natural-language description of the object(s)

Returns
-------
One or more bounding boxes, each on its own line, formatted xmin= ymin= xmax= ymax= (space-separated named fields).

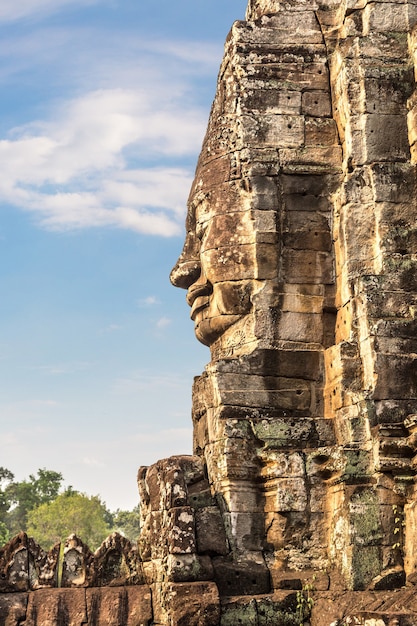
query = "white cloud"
xmin=37 ymin=399 xmax=60 ymax=407
xmin=99 ymin=324 xmax=123 ymax=334
xmin=0 ymin=400 xmax=61 ymax=423
xmin=138 ymin=296 xmax=160 ymax=307
xmin=0 ymin=2 xmax=224 ymax=238
xmin=82 ymin=456 xmax=105 ymax=468
xmin=73 ymin=428 xmax=193 ymax=509
xmin=0 ymin=419 xmax=194 ymax=510
xmin=132 ymin=428 xmax=192 ymax=448
xmin=156 ymin=317 xmax=172 ymax=329
xmin=0 ymin=0 xmax=100 ymax=23
xmin=32 ymin=361 xmax=92 ymax=375
xmin=0 ymin=27 xmax=222 ymax=98
xmin=157 ymin=40 xmax=223 ymax=70
xmin=0 ymin=88 xmax=203 ymax=236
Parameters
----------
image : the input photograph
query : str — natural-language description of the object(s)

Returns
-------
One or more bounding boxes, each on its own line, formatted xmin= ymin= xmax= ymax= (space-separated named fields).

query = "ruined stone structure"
xmin=2 ymin=0 xmax=417 ymax=623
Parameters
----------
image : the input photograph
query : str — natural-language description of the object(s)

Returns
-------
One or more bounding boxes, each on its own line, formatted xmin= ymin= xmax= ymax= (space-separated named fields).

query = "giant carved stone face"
xmin=169 ymin=13 xmax=283 ymax=354
xmin=170 ymin=184 xmax=258 ymax=349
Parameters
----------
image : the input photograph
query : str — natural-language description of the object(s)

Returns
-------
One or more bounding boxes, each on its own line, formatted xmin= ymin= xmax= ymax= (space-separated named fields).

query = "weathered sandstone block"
xmin=169 ymin=0 xmax=417 ymax=599
xmin=3 ymin=0 xmax=417 ymax=622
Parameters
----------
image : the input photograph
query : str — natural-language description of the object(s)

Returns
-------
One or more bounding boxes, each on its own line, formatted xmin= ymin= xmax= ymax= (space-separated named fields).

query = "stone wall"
xmin=322 ymin=0 xmax=417 ymax=592
xmin=0 ymin=532 xmax=154 ymax=624
xmin=170 ymin=0 xmax=417 ymax=596
xmin=2 ymin=0 xmax=417 ymax=624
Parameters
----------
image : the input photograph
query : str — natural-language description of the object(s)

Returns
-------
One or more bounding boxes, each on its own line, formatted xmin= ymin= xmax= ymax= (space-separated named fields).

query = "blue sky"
xmin=0 ymin=0 xmax=246 ymax=511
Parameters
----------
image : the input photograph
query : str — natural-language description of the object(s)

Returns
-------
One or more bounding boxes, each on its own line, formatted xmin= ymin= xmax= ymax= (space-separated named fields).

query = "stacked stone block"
xmin=137 ymin=456 xmax=222 ymax=623
xmin=320 ymin=0 xmax=417 ymax=590
xmin=170 ymin=0 xmax=417 ymax=595
xmin=170 ymin=0 xmax=343 ymax=590
xmin=2 ymin=0 xmax=417 ymax=623
xmin=0 ymin=532 xmax=152 ymax=624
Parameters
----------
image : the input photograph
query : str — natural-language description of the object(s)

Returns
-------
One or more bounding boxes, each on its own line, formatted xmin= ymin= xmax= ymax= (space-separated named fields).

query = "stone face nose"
xmin=170 ymin=230 xmax=201 ymax=290
xmin=170 ymin=256 xmax=200 ymax=290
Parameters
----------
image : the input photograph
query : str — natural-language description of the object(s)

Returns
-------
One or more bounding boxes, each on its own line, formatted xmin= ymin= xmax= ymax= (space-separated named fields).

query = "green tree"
xmin=32 ymin=468 xmax=63 ymax=503
xmin=27 ymin=492 xmax=112 ymax=550
xmin=5 ymin=468 xmax=63 ymax=536
xmin=112 ymin=505 xmax=141 ymax=541
xmin=0 ymin=467 xmax=14 ymax=520
xmin=0 ymin=520 xmax=9 ymax=547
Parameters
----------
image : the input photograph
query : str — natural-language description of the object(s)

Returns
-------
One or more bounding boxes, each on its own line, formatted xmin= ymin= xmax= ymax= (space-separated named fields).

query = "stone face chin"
xmin=194 ymin=313 xmax=242 ymax=347
xmin=191 ymin=280 xmax=254 ymax=347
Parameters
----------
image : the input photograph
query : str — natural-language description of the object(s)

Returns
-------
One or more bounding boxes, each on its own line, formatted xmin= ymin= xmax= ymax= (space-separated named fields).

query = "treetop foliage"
xmin=27 ymin=492 xmax=112 ymax=550
xmin=0 ymin=467 xmax=140 ymax=550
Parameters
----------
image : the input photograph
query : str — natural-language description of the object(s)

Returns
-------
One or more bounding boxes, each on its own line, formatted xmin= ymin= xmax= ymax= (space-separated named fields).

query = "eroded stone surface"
xmin=170 ymin=0 xmax=341 ymax=591
xmin=170 ymin=0 xmax=417 ymax=598
xmin=86 ymin=586 xmax=152 ymax=626
xmin=2 ymin=0 xmax=417 ymax=623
